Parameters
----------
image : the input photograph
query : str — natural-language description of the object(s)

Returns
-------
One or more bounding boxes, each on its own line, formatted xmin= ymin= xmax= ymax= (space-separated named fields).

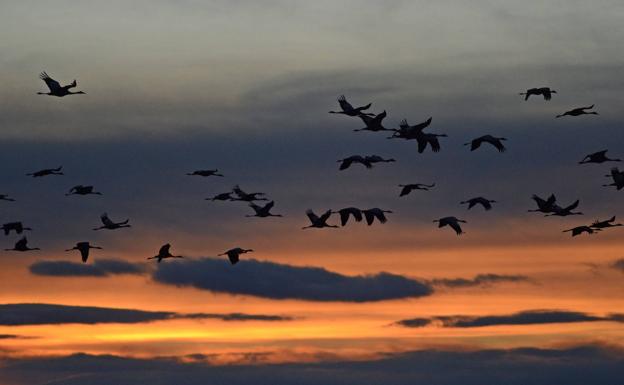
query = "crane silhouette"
xmin=460 ymin=197 xmax=497 ymax=211
xmin=27 ymin=166 xmax=63 ymax=178
xmin=603 ymin=167 xmax=624 ymax=190
xmin=545 ymin=200 xmax=583 ymax=217
xmin=37 ymin=72 xmax=85 ymax=97
xmin=399 ymin=183 xmax=435 ymax=196
xmin=331 ymin=207 xmax=363 ymax=226
xmin=93 ymin=213 xmax=131 ymax=230
xmin=528 ymin=194 xmax=557 ymax=214
xmin=206 ymin=192 xmax=235 ymax=201
xmin=0 ymin=195 xmax=15 ymax=202
xmin=66 ymin=185 xmax=102 ymax=196
xmin=1 ymin=222 xmax=32 ymax=236
xmin=246 ymin=201 xmax=282 ymax=217
xmin=337 ymin=155 xmax=372 ymax=170
xmin=465 ymin=135 xmax=507 ymax=152
xmin=232 ymin=185 xmax=268 ymax=202
xmin=590 ymin=216 xmax=623 ymax=229
xmin=563 ymin=226 xmax=599 ymax=237
xmin=579 ymin=150 xmax=621 ymax=164
xmin=355 ymin=111 xmax=391 ymax=132
xmin=5 ymin=237 xmax=39 ymax=252
xmin=66 ymin=242 xmax=102 ymax=263
xmin=433 ymin=216 xmax=466 ymax=235
xmin=388 ymin=117 xmax=433 ymax=139
xmin=147 ymin=244 xmax=183 ymax=263
xmin=519 ymin=87 xmax=557 ymax=101
xmin=302 ymin=209 xmax=338 ymax=229
xmin=556 ymin=105 xmax=598 ymax=118
xmin=329 ymin=95 xmax=374 ymax=116
xmin=187 ymin=169 xmax=224 ymax=177
xmin=219 ymin=247 xmax=253 ymax=265
xmin=362 ymin=208 xmax=393 ymax=225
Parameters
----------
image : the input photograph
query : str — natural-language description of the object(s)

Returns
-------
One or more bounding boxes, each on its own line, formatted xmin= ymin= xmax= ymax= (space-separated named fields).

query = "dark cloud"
xmin=611 ymin=259 xmax=624 ymax=272
xmin=152 ymin=257 xmax=433 ymax=302
xmin=431 ymin=273 xmax=531 ymax=288
xmin=29 ymin=259 xmax=146 ymax=277
xmin=396 ymin=309 xmax=624 ymax=328
xmin=0 ymin=303 xmax=292 ymax=326
xmin=1 ymin=345 xmax=623 ymax=385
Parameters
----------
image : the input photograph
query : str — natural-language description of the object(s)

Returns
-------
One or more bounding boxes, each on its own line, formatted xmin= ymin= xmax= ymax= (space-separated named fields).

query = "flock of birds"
xmin=2 ymin=74 xmax=622 ymax=267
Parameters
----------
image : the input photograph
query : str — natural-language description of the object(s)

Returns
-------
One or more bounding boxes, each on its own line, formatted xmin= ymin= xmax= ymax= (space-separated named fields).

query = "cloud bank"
xmin=29 ymin=259 xmax=146 ymax=277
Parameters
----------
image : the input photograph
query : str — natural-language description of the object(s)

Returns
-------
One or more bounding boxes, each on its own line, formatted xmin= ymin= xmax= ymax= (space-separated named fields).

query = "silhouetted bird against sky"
xmin=399 ymin=183 xmax=435 ymax=196
xmin=433 ymin=216 xmax=466 ymax=235
xmin=66 ymin=242 xmax=102 ymax=263
xmin=147 ymin=243 xmax=183 ymax=263
xmin=37 ymin=72 xmax=85 ymax=97
xmin=546 ymin=200 xmax=583 ymax=217
xmin=1 ymin=222 xmax=32 ymax=236
xmin=27 ymin=166 xmax=63 ymax=178
xmin=579 ymin=150 xmax=621 ymax=164
xmin=591 ymin=216 xmax=623 ymax=229
xmin=461 ymin=197 xmax=497 ymax=210
xmin=519 ymin=87 xmax=557 ymax=101
xmin=528 ymin=194 xmax=557 ymax=214
xmin=556 ymin=105 xmax=598 ymax=118
xmin=328 ymin=95 xmax=374 ymax=117
xmin=355 ymin=111 xmax=391 ymax=132
xmin=187 ymin=169 xmax=224 ymax=177
xmin=207 ymin=192 xmax=235 ymax=201
xmin=66 ymin=185 xmax=102 ymax=196
xmin=232 ymin=185 xmax=268 ymax=202
xmin=389 ymin=117 xmax=433 ymax=139
xmin=5 ymin=237 xmax=39 ymax=252
xmin=465 ymin=135 xmax=507 ymax=152
xmin=0 ymin=194 xmax=15 ymax=202
xmin=219 ymin=247 xmax=253 ymax=265
xmin=331 ymin=207 xmax=363 ymax=226
xmin=364 ymin=155 xmax=396 ymax=166
xmin=362 ymin=208 xmax=392 ymax=225
xmin=563 ymin=226 xmax=599 ymax=237
xmin=302 ymin=209 xmax=338 ymax=229
xmin=604 ymin=167 xmax=624 ymax=190
xmin=246 ymin=201 xmax=282 ymax=217
xmin=93 ymin=213 xmax=131 ymax=230
xmin=337 ymin=155 xmax=372 ymax=170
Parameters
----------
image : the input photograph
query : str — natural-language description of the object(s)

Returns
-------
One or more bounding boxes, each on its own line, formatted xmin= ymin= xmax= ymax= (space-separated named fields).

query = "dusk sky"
xmin=1 ymin=1 xmax=624 ymax=384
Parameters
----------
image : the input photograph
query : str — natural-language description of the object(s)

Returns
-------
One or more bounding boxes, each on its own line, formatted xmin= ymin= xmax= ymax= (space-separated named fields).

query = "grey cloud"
xmin=29 ymin=259 xmax=146 ymax=277
xmin=431 ymin=273 xmax=531 ymax=288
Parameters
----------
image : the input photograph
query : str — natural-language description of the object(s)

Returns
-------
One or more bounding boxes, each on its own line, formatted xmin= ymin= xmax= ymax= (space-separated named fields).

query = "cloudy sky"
xmin=1 ymin=1 xmax=624 ymax=383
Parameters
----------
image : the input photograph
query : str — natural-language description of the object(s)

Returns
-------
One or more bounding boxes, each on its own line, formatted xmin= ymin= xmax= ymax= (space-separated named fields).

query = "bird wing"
xmin=399 ymin=185 xmax=412 ymax=196
xmin=414 ymin=117 xmax=433 ymax=130
xmin=416 ymin=136 xmax=428 ymax=153
xmin=564 ymin=200 xmax=580 ymax=211
xmin=546 ymin=194 xmax=557 ymax=206
xmin=363 ymin=210 xmax=375 ymax=225
xmin=581 ymin=104 xmax=595 ymax=110
xmin=470 ymin=139 xmax=481 ymax=151
xmin=338 ymin=95 xmax=354 ymax=112
xmin=40 ymin=72 xmax=61 ymax=93
xmin=448 ymin=221 xmax=463 ymax=235
xmin=339 ymin=158 xmax=353 ymax=170
xmin=16 ymin=237 xmax=27 ymax=249
xmin=264 ymin=200 xmax=275 ymax=211
xmin=490 ymin=139 xmax=506 ymax=152
xmin=100 ymin=213 xmax=114 ymax=226
xmin=427 ymin=135 xmax=441 ymax=152
xmin=306 ymin=209 xmax=320 ymax=223
xmin=159 ymin=244 xmax=171 ymax=255
xmin=372 ymin=110 xmax=387 ymax=125
xmin=80 ymin=248 xmax=89 ymax=263
xmin=373 ymin=210 xmax=388 ymax=224
xmin=319 ymin=209 xmax=333 ymax=223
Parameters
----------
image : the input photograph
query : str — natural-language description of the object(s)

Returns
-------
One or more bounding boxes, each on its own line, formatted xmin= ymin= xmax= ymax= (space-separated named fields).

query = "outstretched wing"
xmin=373 ymin=210 xmax=388 ymax=224
xmin=16 ymin=237 xmax=28 ymax=249
xmin=264 ymin=200 xmax=275 ymax=211
xmin=306 ymin=209 xmax=320 ymax=223
xmin=448 ymin=221 xmax=463 ymax=235
xmin=319 ymin=209 xmax=333 ymax=223
xmin=338 ymin=95 xmax=354 ymax=112
xmin=427 ymin=135 xmax=441 ymax=152
xmin=159 ymin=243 xmax=171 ymax=255
xmin=564 ymin=200 xmax=579 ymax=211
xmin=100 ymin=213 xmax=115 ymax=226
xmin=40 ymin=72 xmax=61 ymax=93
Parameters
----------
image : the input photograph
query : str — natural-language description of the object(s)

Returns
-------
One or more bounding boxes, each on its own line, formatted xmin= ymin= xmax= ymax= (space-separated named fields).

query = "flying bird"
xmin=355 ymin=110 xmax=391 ymax=132
xmin=556 ymin=105 xmax=598 ymax=118
xmin=399 ymin=183 xmax=435 ymax=196
xmin=590 ymin=216 xmax=623 ymax=229
xmin=389 ymin=117 xmax=433 ymax=139
xmin=563 ymin=226 xmax=599 ymax=237
xmin=460 ymin=197 xmax=497 ymax=211
xmin=328 ymin=95 xmax=374 ymax=117
xmin=1 ymin=222 xmax=32 ymax=236
xmin=464 ymin=135 xmax=507 ymax=152
xmin=66 ymin=242 xmax=102 ymax=263
xmin=93 ymin=213 xmax=131 ymax=230
xmin=218 ymin=247 xmax=253 ymax=265
xmin=186 ymin=169 xmax=224 ymax=177
xmin=362 ymin=208 xmax=393 ymax=225
xmin=5 ymin=237 xmax=39 ymax=252
xmin=37 ymin=72 xmax=85 ymax=97
xmin=232 ymin=185 xmax=268 ymax=202
xmin=66 ymin=185 xmax=102 ymax=196
xmin=207 ymin=192 xmax=235 ymax=201
xmin=519 ymin=87 xmax=557 ymax=101
xmin=302 ymin=209 xmax=338 ymax=229
xmin=337 ymin=155 xmax=373 ymax=170
xmin=246 ymin=201 xmax=282 ymax=218
xmin=603 ymin=168 xmax=624 ymax=190
xmin=364 ymin=155 xmax=396 ymax=166
xmin=0 ymin=194 xmax=15 ymax=202
xmin=26 ymin=166 xmax=63 ymax=178
xmin=147 ymin=243 xmax=183 ymax=263
xmin=579 ymin=150 xmax=621 ymax=164
xmin=545 ymin=200 xmax=583 ymax=217
xmin=331 ymin=207 xmax=363 ymax=226
xmin=528 ymin=194 xmax=557 ymax=214
xmin=433 ymin=216 xmax=467 ymax=235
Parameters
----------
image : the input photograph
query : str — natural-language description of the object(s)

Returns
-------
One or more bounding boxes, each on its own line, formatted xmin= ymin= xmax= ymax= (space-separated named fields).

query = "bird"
xmin=1 ymin=222 xmax=32 ymax=236
xmin=26 ymin=166 xmax=63 ymax=178
xmin=37 ymin=72 xmax=85 ymax=97
xmin=0 ymin=194 xmax=15 ymax=202
xmin=93 ymin=213 xmax=131 ymax=230
xmin=66 ymin=242 xmax=102 ymax=263
xmin=218 ymin=247 xmax=253 ymax=265
xmin=362 ymin=208 xmax=393 ymax=225
xmin=590 ymin=216 xmax=623 ymax=229
xmin=460 ymin=197 xmax=497 ymax=211
xmin=579 ymin=150 xmax=621 ymax=164
xmin=66 ymin=185 xmax=102 ymax=196
xmin=337 ymin=155 xmax=373 ymax=170
xmin=545 ymin=200 xmax=583 ymax=217
xmin=207 ymin=192 xmax=235 ymax=201
xmin=355 ymin=111 xmax=391 ymax=132
xmin=464 ymin=135 xmax=507 ymax=152
xmin=563 ymin=226 xmax=599 ymax=237
xmin=388 ymin=117 xmax=433 ymax=139
xmin=147 ymin=243 xmax=183 ymax=263
xmin=519 ymin=87 xmax=557 ymax=101
xmin=528 ymin=194 xmax=557 ymax=214
xmin=556 ymin=105 xmax=598 ymax=118
xmin=399 ymin=183 xmax=435 ymax=196
xmin=331 ymin=207 xmax=363 ymax=226
xmin=302 ymin=209 xmax=338 ymax=229
xmin=328 ymin=95 xmax=374 ymax=117
xmin=433 ymin=216 xmax=467 ymax=235
xmin=603 ymin=168 xmax=624 ymax=190
xmin=5 ymin=237 xmax=39 ymax=252
xmin=364 ymin=155 xmax=396 ymax=166
xmin=186 ymin=169 xmax=224 ymax=177
xmin=232 ymin=185 xmax=268 ymax=202
xmin=246 ymin=201 xmax=282 ymax=217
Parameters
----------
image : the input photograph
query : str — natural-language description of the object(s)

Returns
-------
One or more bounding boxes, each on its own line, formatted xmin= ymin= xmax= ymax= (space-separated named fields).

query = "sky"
xmin=1 ymin=1 xmax=624 ymax=383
